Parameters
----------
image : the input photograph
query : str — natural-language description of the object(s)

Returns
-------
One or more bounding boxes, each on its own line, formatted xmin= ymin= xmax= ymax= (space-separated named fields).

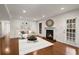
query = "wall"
xmin=0 ymin=22 xmax=2 ymax=36
xmin=37 ymin=9 xmax=79 ymax=45
xmin=10 ymin=19 xmax=37 ymax=38
xmin=0 ymin=19 xmax=37 ymax=38
xmin=0 ymin=20 xmax=10 ymax=37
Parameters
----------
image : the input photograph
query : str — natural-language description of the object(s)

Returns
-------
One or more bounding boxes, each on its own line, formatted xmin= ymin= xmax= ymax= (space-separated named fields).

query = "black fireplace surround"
xmin=46 ymin=30 xmax=53 ymax=40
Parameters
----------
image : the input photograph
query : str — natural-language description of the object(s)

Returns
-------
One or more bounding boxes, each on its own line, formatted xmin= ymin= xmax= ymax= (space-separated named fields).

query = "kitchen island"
xmin=19 ymin=37 xmax=53 ymax=55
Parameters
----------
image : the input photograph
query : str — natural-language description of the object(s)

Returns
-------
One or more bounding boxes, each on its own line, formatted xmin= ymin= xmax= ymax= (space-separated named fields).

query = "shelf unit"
xmin=66 ymin=19 xmax=76 ymax=42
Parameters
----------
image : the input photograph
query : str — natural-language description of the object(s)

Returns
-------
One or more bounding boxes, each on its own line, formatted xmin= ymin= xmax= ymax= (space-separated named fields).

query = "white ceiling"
xmin=0 ymin=4 xmax=79 ymax=21
xmin=0 ymin=4 xmax=9 ymax=20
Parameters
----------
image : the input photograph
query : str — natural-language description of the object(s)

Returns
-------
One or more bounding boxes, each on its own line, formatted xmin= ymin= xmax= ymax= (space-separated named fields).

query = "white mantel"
xmin=45 ymin=26 xmax=55 ymax=30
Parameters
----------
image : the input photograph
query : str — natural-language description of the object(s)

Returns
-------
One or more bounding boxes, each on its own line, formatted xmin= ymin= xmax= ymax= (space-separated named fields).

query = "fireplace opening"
xmin=46 ymin=30 xmax=53 ymax=40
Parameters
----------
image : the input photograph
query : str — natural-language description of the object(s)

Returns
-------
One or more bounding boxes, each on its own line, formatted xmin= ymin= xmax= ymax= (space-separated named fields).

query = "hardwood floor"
xmin=0 ymin=37 xmax=79 ymax=55
xmin=0 ymin=39 xmax=2 ymax=55
xmin=0 ymin=38 xmax=19 ymax=55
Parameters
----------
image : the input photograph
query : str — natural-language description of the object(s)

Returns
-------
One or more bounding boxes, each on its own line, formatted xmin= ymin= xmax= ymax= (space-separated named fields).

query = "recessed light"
xmin=61 ymin=8 xmax=65 ymax=10
xmin=42 ymin=15 xmax=45 ymax=17
xmin=20 ymin=16 xmax=23 ymax=19
xmin=23 ymin=9 xmax=26 ymax=13
xmin=5 ymin=47 xmax=10 ymax=53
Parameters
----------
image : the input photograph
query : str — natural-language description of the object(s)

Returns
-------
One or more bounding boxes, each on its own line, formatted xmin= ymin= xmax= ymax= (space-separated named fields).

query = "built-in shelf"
xmin=66 ymin=18 xmax=76 ymax=42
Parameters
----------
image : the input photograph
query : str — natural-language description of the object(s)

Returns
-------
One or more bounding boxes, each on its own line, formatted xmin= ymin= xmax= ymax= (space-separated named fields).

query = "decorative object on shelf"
xmin=46 ymin=19 xmax=54 ymax=27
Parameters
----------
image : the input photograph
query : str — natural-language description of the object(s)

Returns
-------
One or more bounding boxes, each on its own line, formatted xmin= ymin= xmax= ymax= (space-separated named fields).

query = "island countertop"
xmin=19 ymin=37 xmax=53 ymax=55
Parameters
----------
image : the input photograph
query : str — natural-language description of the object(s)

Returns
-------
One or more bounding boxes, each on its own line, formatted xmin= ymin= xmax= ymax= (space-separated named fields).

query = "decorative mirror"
xmin=46 ymin=19 xmax=54 ymax=27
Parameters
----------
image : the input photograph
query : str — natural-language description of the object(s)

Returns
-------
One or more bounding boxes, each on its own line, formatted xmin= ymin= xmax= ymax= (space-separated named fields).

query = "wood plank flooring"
xmin=0 ymin=38 xmax=19 ymax=55
xmin=0 ymin=37 xmax=79 ymax=55
xmin=0 ymin=39 xmax=2 ymax=55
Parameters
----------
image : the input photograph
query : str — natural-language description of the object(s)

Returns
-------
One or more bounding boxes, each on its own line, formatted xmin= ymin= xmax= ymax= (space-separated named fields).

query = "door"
xmin=2 ymin=21 xmax=10 ymax=36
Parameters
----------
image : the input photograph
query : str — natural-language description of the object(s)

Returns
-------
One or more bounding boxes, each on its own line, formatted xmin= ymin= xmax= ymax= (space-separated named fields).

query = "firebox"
xmin=46 ymin=30 xmax=53 ymax=40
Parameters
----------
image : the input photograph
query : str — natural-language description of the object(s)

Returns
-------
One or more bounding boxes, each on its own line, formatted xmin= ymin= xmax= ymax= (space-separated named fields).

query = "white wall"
xmin=0 ymin=20 xmax=10 ymax=37
xmin=10 ymin=19 xmax=37 ymax=38
xmin=0 ymin=22 xmax=2 ymax=36
xmin=37 ymin=9 xmax=79 ymax=45
xmin=0 ymin=19 xmax=37 ymax=38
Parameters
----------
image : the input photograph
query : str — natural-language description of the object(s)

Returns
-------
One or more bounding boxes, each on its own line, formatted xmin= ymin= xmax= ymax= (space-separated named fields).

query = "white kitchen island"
xmin=19 ymin=37 xmax=53 ymax=55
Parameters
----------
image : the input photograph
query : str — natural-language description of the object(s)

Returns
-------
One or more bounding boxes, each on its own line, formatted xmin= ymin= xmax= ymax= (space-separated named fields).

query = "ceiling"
xmin=0 ymin=4 xmax=79 ymax=21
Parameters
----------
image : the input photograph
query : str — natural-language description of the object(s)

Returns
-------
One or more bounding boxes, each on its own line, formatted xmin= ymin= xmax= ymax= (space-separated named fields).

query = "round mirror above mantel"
xmin=46 ymin=19 xmax=54 ymax=27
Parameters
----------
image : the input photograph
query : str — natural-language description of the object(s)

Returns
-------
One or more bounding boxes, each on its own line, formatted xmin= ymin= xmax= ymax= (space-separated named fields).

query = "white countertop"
xmin=19 ymin=37 xmax=53 ymax=55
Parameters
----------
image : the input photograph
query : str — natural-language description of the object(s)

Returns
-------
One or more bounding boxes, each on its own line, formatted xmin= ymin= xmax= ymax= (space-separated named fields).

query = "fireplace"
xmin=46 ymin=30 xmax=53 ymax=40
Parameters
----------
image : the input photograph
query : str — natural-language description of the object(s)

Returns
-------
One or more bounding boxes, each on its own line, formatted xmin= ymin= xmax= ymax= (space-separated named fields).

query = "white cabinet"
xmin=65 ymin=18 xmax=79 ymax=47
xmin=66 ymin=18 xmax=76 ymax=42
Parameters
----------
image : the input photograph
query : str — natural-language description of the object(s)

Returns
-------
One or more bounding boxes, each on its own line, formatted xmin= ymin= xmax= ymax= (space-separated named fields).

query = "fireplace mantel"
xmin=45 ymin=27 xmax=55 ymax=30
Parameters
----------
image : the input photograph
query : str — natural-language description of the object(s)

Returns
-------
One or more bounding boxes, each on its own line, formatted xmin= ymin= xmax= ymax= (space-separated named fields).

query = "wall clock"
xmin=46 ymin=19 xmax=54 ymax=27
